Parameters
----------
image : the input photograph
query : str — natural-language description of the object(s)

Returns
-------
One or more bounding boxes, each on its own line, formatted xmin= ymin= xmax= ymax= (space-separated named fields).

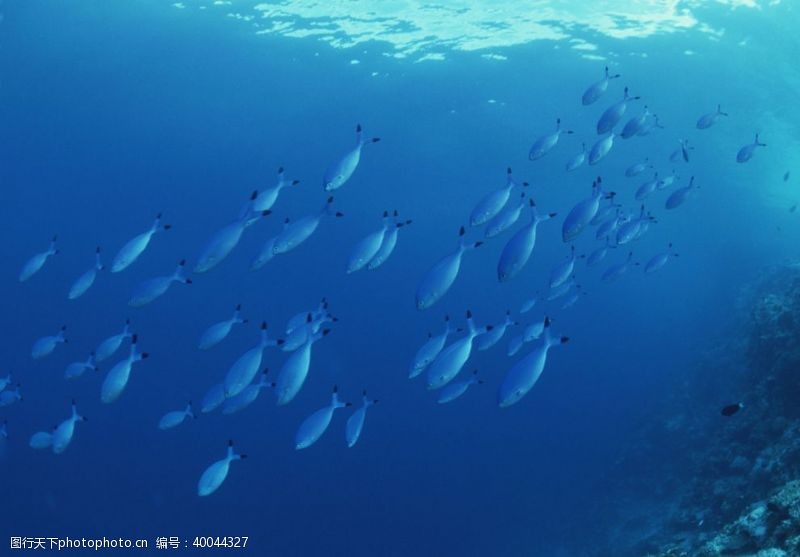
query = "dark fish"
xmin=790 ymin=205 xmax=797 ymax=213
xmin=785 ymin=171 xmax=791 ymax=182
xmin=721 ymin=402 xmax=743 ymax=416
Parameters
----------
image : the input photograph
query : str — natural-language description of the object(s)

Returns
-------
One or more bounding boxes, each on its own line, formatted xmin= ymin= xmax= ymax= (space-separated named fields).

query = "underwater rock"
xmin=625 ymin=263 xmax=800 ymax=557
xmin=654 ymin=480 xmax=800 ymax=556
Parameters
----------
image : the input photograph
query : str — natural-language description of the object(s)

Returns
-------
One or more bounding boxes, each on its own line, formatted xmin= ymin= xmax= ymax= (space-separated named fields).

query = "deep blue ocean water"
xmin=0 ymin=1 xmax=797 ymax=555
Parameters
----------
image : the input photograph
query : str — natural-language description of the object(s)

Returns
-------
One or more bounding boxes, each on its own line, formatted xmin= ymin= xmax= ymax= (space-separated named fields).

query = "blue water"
xmin=1 ymin=1 xmax=797 ymax=555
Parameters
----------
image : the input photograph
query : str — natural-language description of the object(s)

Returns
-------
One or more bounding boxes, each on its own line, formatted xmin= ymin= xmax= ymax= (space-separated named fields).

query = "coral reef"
xmin=653 ymin=480 xmax=800 ymax=556
xmin=609 ymin=263 xmax=800 ymax=556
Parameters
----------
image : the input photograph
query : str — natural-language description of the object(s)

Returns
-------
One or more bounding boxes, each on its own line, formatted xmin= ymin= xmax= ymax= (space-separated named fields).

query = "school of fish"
xmin=3 ymin=68 xmax=773 ymax=497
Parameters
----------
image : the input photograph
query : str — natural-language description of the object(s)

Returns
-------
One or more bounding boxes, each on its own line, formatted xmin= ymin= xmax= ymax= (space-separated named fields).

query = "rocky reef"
xmin=654 ymin=480 xmax=800 ymax=556
xmin=607 ymin=263 xmax=800 ymax=556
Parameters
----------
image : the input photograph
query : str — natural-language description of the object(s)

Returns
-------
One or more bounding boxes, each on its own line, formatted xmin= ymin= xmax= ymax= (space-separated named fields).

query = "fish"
xmin=65 ymin=353 xmax=98 ymax=380
xmin=129 ymin=260 xmax=192 ymax=307
xmin=528 ymin=118 xmax=573 ymax=161
xmin=32 ymin=325 xmax=67 ymax=359
xmin=223 ymin=322 xmax=283 ymax=398
xmin=485 ymin=192 xmax=527 ymax=239
xmin=519 ymin=295 xmax=538 ymax=314
xmin=635 ymin=113 xmax=664 ymax=137
xmin=498 ymin=200 xmax=556 ymax=282
xmin=52 ymin=400 xmax=87 ymax=454
xmin=68 ymin=246 xmax=104 ymax=299
xmin=588 ymin=133 xmax=615 ymax=165
xmin=323 ymin=124 xmax=380 ymax=191
xmin=345 ymin=390 xmax=378 ymax=448
xmin=275 ymin=327 xmax=330 ymax=406
xmin=790 ymin=204 xmax=798 ymax=213
xmin=601 ymin=252 xmax=635 ymax=283
xmin=561 ymin=289 xmax=583 ymax=310
xmin=222 ymin=369 xmax=275 ymax=415
xmin=546 ymin=279 xmax=577 ymax=302
xmin=550 ymin=246 xmax=581 ymax=289
xmin=565 ymin=143 xmax=587 ymax=172
xmin=523 ymin=318 xmax=547 ymax=343
xmin=347 ymin=211 xmax=392 ymax=274
xmin=620 ymin=105 xmax=650 ymax=139
xmin=721 ymin=402 xmax=743 ymax=417
xmin=409 ymin=315 xmax=454 ymax=379
xmin=251 ymin=167 xmax=300 ymax=213
xmin=0 ymin=384 xmax=22 ymax=407
xmin=95 ymin=319 xmax=132 ymax=362
xmin=367 ymin=212 xmax=412 ymax=270
xmin=19 ymin=235 xmax=58 ymax=282
xmin=158 ymin=402 xmax=195 ymax=430
xmin=201 ymin=383 xmax=226 ymax=414
xmin=470 ymin=167 xmax=527 ymax=227
xmin=194 ymin=212 xmax=269 ymax=273
xmin=586 ymin=239 xmax=613 ymax=268
xmin=197 ymin=440 xmax=246 ymax=496
xmin=194 ymin=195 xmax=271 ymax=273
xmin=656 ymin=170 xmax=679 ymax=191
xmin=696 ymin=105 xmax=729 ymax=129
xmin=250 ymin=217 xmax=293 ymax=271
xmin=595 ymin=210 xmax=625 ymax=241
xmin=633 ymin=214 xmax=655 ymax=242
xmin=589 ymin=198 xmax=620 ymax=226
xmin=625 ymin=159 xmax=651 ymax=178
xmin=437 ymin=370 xmax=483 ymax=404
xmin=198 ymin=304 xmax=247 ymax=350
xmin=476 ymin=310 xmax=516 ymax=351
xmin=250 ymin=234 xmax=279 ymax=271
xmin=635 ymin=173 xmax=660 ymax=202
xmin=665 ymin=176 xmax=698 ymax=210
xmin=416 ymin=226 xmax=482 ymax=309
xmin=100 ymin=335 xmax=149 ymax=404
xmin=736 ymin=133 xmax=767 ymax=163
xmin=581 ymin=66 xmax=620 ymax=106
xmin=426 ymin=310 xmax=488 ymax=390
xmin=282 ymin=312 xmax=336 ymax=352
xmin=273 ymin=196 xmax=343 ymax=255
xmin=507 ymin=334 xmax=525 ymax=357
xmin=110 ymin=213 xmax=171 ymax=273
xmin=644 ymin=243 xmax=679 ymax=274
xmin=562 ymin=178 xmax=611 ymax=242
xmin=669 ymin=139 xmax=693 ymax=163
xmin=285 ymin=298 xmax=328 ymax=335
xmin=498 ymin=318 xmax=568 ymax=408
xmin=784 ymin=171 xmax=791 ymax=182
xmin=596 ymin=87 xmax=639 ymax=135
xmin=29 ymin=430 xmax=53 ymax=450
xmin=295 ymin=386 xmax=351 ymax=450
xmin=616 ymin=206 xmax=652 ymax=245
